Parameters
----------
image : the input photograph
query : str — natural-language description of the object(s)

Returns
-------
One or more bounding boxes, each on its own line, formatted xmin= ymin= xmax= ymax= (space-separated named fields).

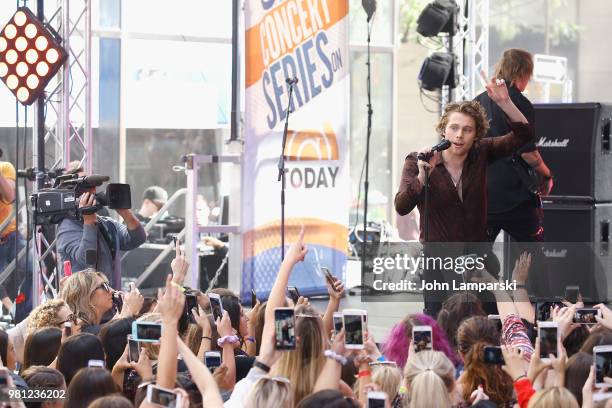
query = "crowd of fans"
xmin=0 ymin=231 xmax=611 ymax=408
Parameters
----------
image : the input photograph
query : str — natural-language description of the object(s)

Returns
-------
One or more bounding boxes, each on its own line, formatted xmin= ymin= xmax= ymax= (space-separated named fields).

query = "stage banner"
xmin=242 ymin=0 xmax=350 ymax=300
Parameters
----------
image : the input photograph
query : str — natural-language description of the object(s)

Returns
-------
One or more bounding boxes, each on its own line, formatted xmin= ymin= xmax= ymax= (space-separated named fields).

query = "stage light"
xmin=416 ymin=0 xmax=457 ymax=37
xmin=25 ymin=23 xmax=36 ymax=38
xmin=25 ymin=49 xmax=38 ymax=64
xmin=0 ymin=7 xmax=67 ymax=105
xmin=418 ymin=52 xmax=455 ymax=91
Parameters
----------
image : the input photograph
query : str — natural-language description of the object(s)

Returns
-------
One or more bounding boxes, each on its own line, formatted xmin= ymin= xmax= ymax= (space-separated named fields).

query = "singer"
xmin=395 ymin=75 xmax=533 ymax=243
xmin=395 ymin=75 xmax=533 ymax=316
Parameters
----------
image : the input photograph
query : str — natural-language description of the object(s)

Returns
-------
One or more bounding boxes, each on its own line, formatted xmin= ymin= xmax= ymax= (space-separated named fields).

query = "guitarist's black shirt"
xmin=475 ymin=84 xmax=537 ymax=213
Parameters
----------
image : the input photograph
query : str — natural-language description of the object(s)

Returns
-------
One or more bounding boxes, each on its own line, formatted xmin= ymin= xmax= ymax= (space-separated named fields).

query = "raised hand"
xmin=171 ymin=238 xmax=189 ymax=285
xmin=158 ymin=274 xmax=185 ymax=325
xmin=480 ymin=69 xmax=510 ymax=105
xmin=285 ymin=227 xmax=307 ymax=265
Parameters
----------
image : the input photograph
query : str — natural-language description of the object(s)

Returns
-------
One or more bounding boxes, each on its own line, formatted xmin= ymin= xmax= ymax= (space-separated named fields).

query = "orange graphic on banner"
xmin=246 ymin=0 xmax=348 ymax=88
xmin=242 ymin=218 xmax=348 ymax=259
xmin=285 ymin=123 xmax=339 ymax=161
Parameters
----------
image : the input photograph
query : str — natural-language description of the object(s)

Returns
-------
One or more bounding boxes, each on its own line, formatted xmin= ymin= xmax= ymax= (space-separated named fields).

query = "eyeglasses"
xmin=94 ymin=282 xmax=112 ymax=293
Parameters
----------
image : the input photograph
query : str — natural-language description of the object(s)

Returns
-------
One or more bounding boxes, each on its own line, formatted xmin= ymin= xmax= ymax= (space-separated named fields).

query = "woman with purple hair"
xmin=382 ymin=313 xmax=460 ymax=370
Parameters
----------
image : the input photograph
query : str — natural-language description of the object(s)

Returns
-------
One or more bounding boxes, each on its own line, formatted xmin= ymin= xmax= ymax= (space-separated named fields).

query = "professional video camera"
xmin=31 ymin=173 xmax=132 ymax=224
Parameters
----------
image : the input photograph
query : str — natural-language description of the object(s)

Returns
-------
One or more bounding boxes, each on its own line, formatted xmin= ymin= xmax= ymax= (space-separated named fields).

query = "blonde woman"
xmin=269 ymin=303 xmax=327 ymax=403
xmin=60 ymin=271 xmax=114 ymax=328
xmin=372 ymin=364 xmax=402 ymax=406
xmin=527 ymin=387 xmax=579 ymax=408
xmin=403 ymin=350 xmax=456 ymax=408
xmin=60 ymin=270 xmax=143 ymax=331
xmin=244 ymin=376 xmax=293 ymax=408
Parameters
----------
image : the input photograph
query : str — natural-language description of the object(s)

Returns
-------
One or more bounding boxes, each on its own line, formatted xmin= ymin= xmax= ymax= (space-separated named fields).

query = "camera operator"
xmin=56 ymin=191 xmax=146 ymax=288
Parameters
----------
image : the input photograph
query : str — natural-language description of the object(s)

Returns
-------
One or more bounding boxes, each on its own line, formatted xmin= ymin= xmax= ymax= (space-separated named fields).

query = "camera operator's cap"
xmin=143 ymin=186 xmax=168 ymax=204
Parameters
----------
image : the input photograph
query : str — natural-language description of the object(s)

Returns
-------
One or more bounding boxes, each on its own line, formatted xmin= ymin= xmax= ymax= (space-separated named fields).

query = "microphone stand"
xmin=361 ymin=17 xmax=374 ymax=279
xmin=277 ymin=81 xmax=296 ymax=261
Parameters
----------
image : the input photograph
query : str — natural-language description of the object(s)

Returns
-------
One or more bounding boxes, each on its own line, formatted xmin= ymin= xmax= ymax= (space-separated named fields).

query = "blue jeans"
xmin=0 ymin=231 xmax=28 ymax=299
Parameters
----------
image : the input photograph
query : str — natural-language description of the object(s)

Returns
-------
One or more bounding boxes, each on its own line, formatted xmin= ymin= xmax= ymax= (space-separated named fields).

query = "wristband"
xmin=513 ymin=374 xmax=527 ymax=383
xmin=202 ymin=336 xmax=212 ymax=341
xmin=217 ymin=335 xmax=240 ymax=347
xmin=253 ymin=360 xmax=271 ymax=373
xmin=377 ymin=355 xmax=386 ymax=362
xmin=244 ymin=336 xmax=256 ymax=343
xmin=515 ymin=284 xmax=527 ymax=289
xmin=324 ymin=350 xmax=347 ymax=365
xmin=358 ymin=370 xmax=371 ymax=378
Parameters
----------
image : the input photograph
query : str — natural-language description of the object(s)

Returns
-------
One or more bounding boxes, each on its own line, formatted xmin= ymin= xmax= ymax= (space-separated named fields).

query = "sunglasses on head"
xmin=94 ymin=282 xmax=112 ymax=293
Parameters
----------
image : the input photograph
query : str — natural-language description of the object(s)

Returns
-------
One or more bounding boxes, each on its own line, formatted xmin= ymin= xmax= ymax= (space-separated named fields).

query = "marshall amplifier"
xmin=540 ymin=201 xmax=612 ymax=302
xmin=533 ymin=103 xmax=612 ymax=200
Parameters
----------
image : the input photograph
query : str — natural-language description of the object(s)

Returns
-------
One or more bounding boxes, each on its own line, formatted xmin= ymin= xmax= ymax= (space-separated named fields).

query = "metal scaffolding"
xmin=31 ymin=0 xmax=92 ymax=305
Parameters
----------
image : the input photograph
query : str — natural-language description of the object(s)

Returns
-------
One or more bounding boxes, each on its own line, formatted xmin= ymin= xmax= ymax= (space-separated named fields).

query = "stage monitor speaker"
xmin=533 ymin=103 xmax=612 ymax=200
xmin=540 ymin=201 xmax=612 ymax=302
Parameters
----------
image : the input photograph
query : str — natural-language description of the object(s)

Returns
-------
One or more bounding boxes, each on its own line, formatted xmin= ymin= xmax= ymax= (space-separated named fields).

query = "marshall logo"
xmin=544 ymin=249 xmax=568 ymax=258
xmin=536 ymin=137 xmax=570 ymax=148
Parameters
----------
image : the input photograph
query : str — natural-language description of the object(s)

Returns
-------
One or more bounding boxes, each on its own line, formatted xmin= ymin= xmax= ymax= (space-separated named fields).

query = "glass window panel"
xmin=124 ymin=39 xmax=231 ymax=129
xmin=350 ymin=51 xmax=393 ymax=224
xmin=123 ymin=0 xmax=232 ymax=38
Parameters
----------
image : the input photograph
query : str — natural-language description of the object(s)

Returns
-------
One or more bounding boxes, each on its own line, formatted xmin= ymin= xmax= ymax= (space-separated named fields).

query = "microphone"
xmin=285 ymin=77 xmax=298 ymax=86
xmin=62 ymin=174 xmax=110 ymax=186
xmin=417 ymin=139 xmax=451 ymax=161
xmin=362 ymin=0 xmax=377 ymax=22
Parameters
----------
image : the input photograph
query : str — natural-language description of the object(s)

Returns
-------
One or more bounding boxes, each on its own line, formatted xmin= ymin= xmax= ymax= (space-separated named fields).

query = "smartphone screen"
xmin=483 ymin=346 xmax=504 ymax=364
xmin=0 ymin=371 xmax=8 ymax=386
xmin=367 ymin=392 xmax=387 ymax=408
xmin=344 ymin=314 xmax=364 ymax=346
xmin=148 ymin=385 xmax=179 ymax=408
xmin=413 ymin=329 xmax=432 ymax=352
xmin=184 ymin=293 xmax=198 ymax=323
xmin=209 ymin=295 xmax=224 ymax=322
xmin=288 ymin=286 xmax=300 ymax=304
xmin=321 ymin=267 xmax=338 ymax=290
xmin=128 ymin=338 xmax=140 ymax=363
xmin=574 ymin=308 xmax=599 ymax=325
xmin=274 ymin=308 xmax=296 ymax=350
xmin=596 ymin=350 xmax=612 ymax=385
xmin=204 ymin=352 xmax=221 ymax=372
xmin=565 ymin=286 xmax=579 ymax=303
xmin=539 ymin=326 xmax=558 ymax=358
xmin=333 ymin=314 xmax=343 ymax=335
xmin=136 ymin=323 xmax=162 ymax=342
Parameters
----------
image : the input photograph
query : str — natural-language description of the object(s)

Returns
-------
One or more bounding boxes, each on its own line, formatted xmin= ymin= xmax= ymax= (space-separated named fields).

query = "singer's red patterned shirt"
xmin=395 ymin=122 xmax=533 ymax=242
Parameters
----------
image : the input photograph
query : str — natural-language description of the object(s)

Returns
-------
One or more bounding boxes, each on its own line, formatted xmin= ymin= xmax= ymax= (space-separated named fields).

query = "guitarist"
xmin=475 ymin=49 xmax=554 ymax=295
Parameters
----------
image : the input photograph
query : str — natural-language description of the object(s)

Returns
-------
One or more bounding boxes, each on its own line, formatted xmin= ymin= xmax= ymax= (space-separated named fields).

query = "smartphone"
xmin=594 ymin=345 xmax=612 ymax=388
xmin=274 ymin=307 xmax=296 ymax=350
xmin=208 ymin=293 xmax=224 ymax=322
xmin=593 ymin=392 xmax=612 ymax=402
xmin=204 ymin=351 xmax=221 ymax=373
xmin=538 ymin=321 xmax=559 ymax=361
xmin=488 ymin=314 xmax=502 ymax=332
xmin=128 ymin=335 xmax=140 ymax=363
xmin=184 ymin=293 xmax=198 ymax=324
xmin=287 ymin=286 xmax=300 ymax=304
xmin=333 ymin=312 xmax=343 ymax=336
xmin=88 ymin=359 xmax=105 ymax=368
xmin=574 ymin=308 xmax=601 ymax=325
xmin=64 ymin=322 xmax=72 ymax=337
xmin=131 ymin=321 xmax=162 ymax=343
xmin=483 ymin=346 xmax=505 ymax=364
xmin=146 ymin=384 xmax=182 ymax=408
xmin=321 ymin=267 xmax=338 ymax=291
xmin=367 ymin=391 xmax=387 ymax=408
xmin=343 ymin=309 xmax=366 ymax=349
xmin=412 ymin=325 xmax=433 ymax=352
xmin=564 ymin=285 xmax=580 ymax=303
xmin=536 ymin=301 xmax=564 ymax=322
xmin=251 ymin=289 xmax=257 ymax=307
xmin=113 ymin=292 xmax=124 ymax=314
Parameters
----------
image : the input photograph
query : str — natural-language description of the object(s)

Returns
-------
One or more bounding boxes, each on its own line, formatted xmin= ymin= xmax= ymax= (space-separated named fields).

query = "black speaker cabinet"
xmin=533 ymin=103 xmax=612 ymax=200
xmin=541 ymin=201 xmax=612 ymax=302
